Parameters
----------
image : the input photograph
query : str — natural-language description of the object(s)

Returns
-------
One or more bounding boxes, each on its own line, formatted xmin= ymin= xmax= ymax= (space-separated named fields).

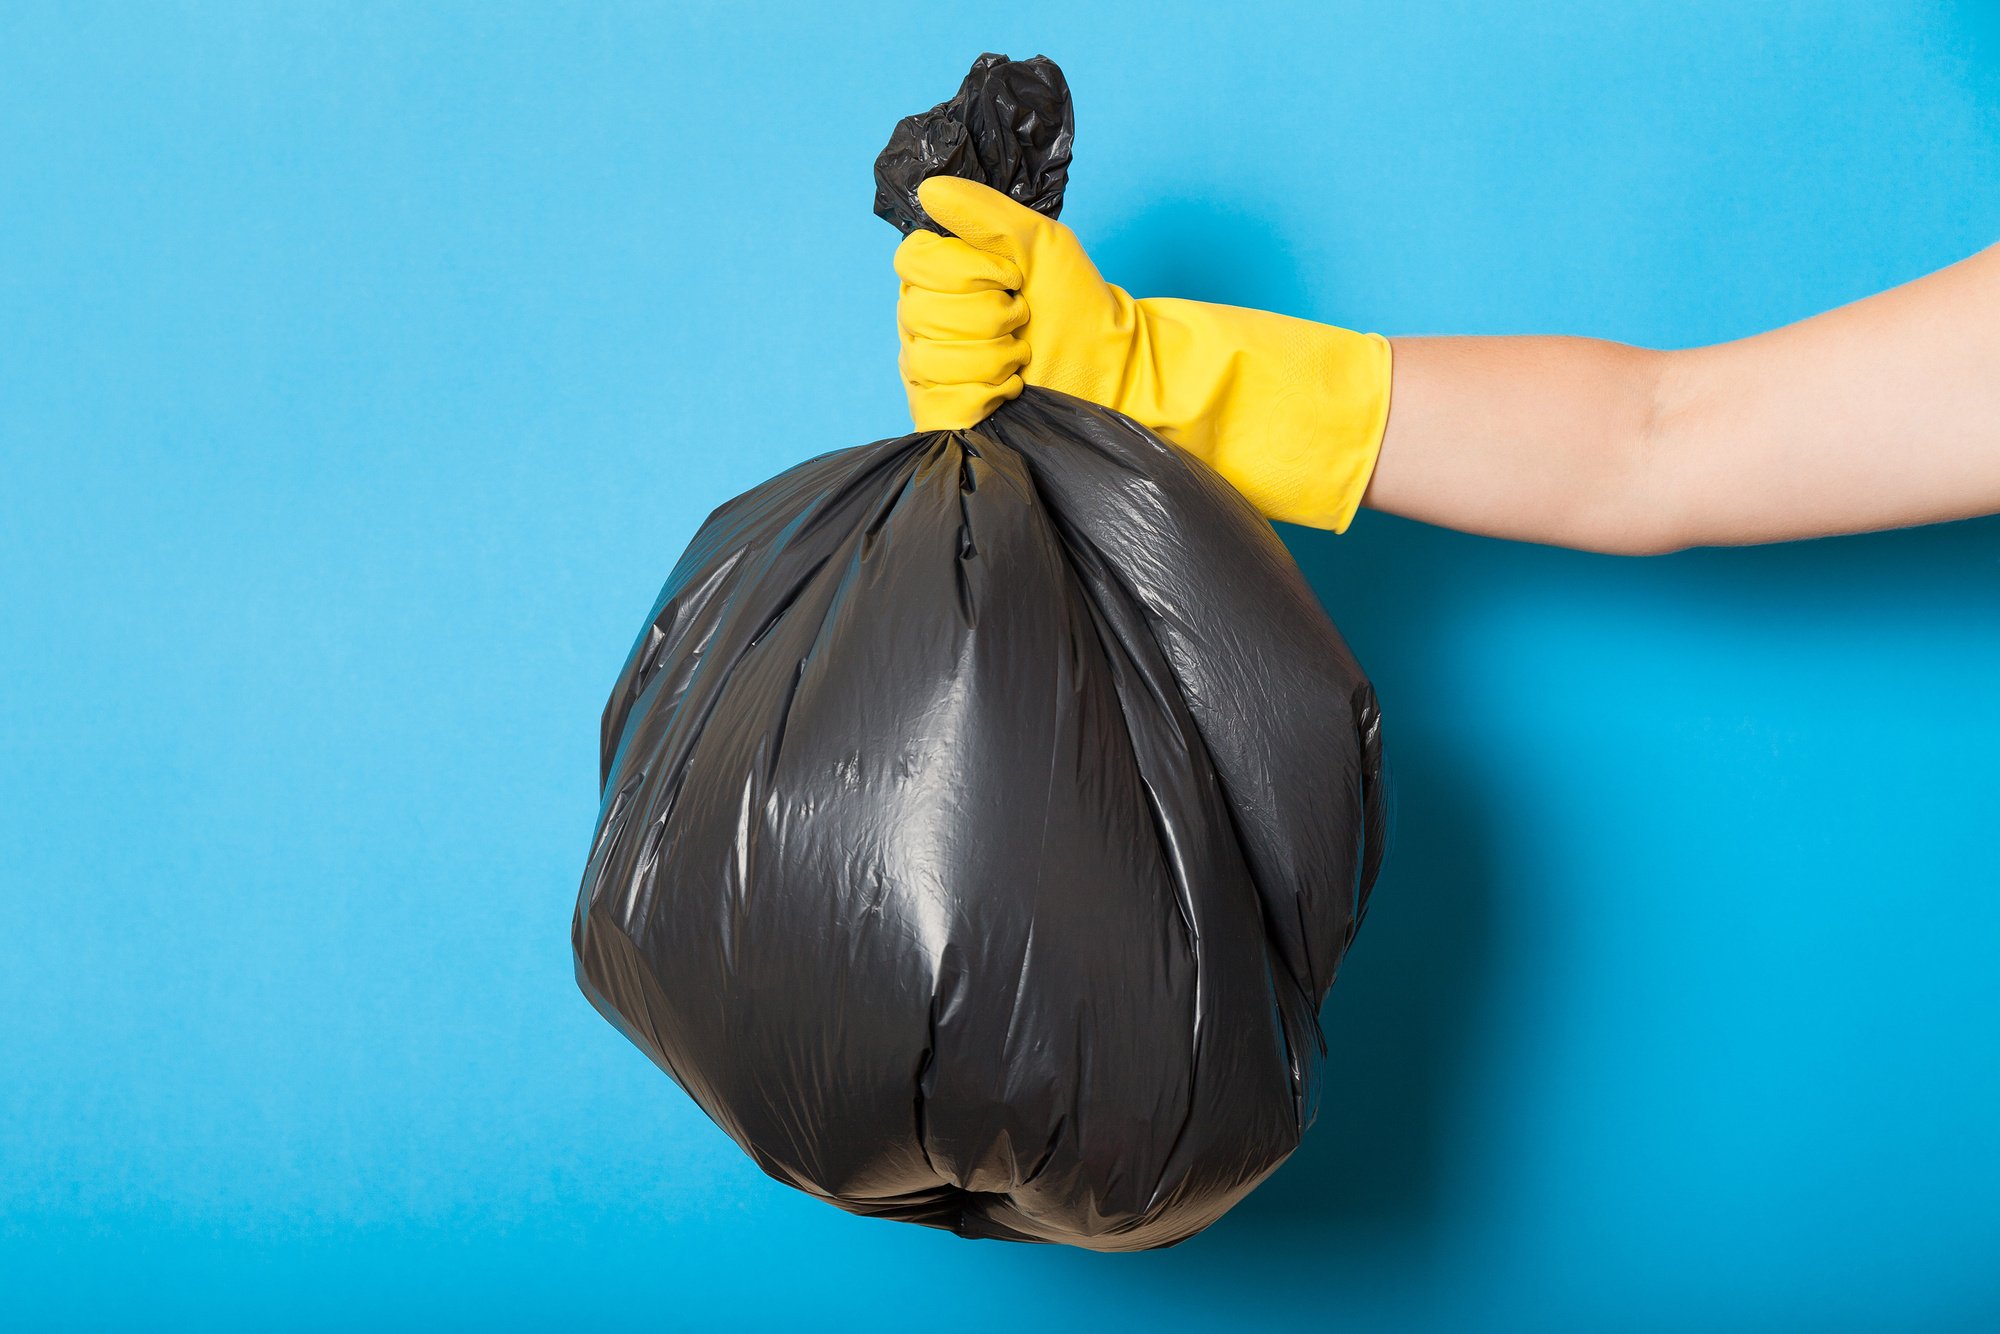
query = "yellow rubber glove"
xmin=895 ymin=176 xmax=1393 ymax=532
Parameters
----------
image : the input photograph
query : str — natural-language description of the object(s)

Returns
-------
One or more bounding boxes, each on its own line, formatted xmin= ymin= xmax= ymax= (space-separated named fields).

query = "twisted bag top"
xmin=572 ymin=53 xmax=1384 ymax=1251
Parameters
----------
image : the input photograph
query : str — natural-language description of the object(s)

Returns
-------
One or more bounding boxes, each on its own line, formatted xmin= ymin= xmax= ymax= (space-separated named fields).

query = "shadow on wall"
xmin=1077 ymin=190 xmax=2000 ymax=1295
xmin=1156 ymin=514 xmax=2000 ymax=1305
xmin=1198 ymin=511 xmax=2000 ymax=1274
xmin=1224 ymin=514 xmax=1504 ymax=1261
xmin=1089 ymin=196 xmax=1510 ymax=1273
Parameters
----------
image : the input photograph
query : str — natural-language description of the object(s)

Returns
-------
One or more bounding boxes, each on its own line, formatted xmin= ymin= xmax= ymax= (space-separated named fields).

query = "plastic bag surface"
xmin=873 ymin=52 xmax=1073 ymax=236
xmin=572 ymin=55 xmax=1385 ymax=1251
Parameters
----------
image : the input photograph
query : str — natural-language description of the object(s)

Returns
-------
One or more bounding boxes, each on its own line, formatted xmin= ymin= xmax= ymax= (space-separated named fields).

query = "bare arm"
xmin=1363 ymin=242 xmax=2000 ymax=554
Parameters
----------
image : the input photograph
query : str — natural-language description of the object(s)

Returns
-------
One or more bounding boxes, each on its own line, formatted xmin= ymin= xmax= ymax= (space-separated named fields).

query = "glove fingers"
xmin=904 ymin=374 xmax=1024 ymax=433
xmin=897 ymin=284 xmax=1028 ymax=341
xmin=899 ymin=333 xmax=1029 ymax=388
xmin=916 ymin=177 xmax=1046 ymax=263
xmin=897 ymin=179 xmax=1052 ymax=432
xmin=893 ymin=230 xmax=1023 ymax=294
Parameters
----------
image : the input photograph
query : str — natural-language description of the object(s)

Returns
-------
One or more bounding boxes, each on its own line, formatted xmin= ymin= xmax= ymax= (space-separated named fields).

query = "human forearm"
xmin=1364 ymin=335 xmax=1678 ymax=554
xmin=1647 ymin=242 xmax=2000 ymax=547
xmin=1365 ymin=243 xmax=2000 ymax=553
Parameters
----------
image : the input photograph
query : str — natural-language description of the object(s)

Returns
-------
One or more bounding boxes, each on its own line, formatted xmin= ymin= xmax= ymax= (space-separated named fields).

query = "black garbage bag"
xmin=572 ymin=53 xmax=1385 ymax=1251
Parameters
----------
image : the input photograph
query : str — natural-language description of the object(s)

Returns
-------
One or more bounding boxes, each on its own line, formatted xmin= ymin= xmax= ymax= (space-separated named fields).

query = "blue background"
xmin=6 ymin=2 xmax=1999 ymax=1329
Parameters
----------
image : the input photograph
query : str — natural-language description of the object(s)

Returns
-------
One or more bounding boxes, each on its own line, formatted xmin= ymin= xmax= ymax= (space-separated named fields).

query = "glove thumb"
xmin=916 ymin=177 xmax=1047 ymax=266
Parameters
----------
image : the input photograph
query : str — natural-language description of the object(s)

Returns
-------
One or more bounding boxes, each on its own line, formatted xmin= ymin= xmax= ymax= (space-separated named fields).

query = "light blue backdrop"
xmin=5 ymin=3 xmax=1998 ymax=1329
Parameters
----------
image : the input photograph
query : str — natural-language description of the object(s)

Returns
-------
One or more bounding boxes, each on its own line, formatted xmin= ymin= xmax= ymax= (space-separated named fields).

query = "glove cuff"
xmin=1132 ymin=301 xmax=1394 ymax=533
xmin=1268 ymin=327 xmax=1393 ymax=533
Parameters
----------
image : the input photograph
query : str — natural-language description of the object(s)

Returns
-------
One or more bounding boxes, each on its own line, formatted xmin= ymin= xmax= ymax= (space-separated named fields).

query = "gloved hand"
xmin=895 ymin=176 xmax=1394 ymax=532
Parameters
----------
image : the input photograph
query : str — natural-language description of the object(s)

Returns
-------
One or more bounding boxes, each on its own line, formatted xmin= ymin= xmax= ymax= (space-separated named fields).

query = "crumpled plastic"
xmin=572 ymin=53 xmax=1385 ymax=1251
xmin=873 ymin=52 xmax=1073 ymax=237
